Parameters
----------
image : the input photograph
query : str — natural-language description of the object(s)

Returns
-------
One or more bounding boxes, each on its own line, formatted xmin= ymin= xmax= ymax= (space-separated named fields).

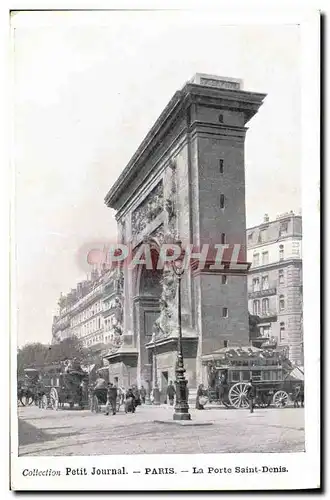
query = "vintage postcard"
xmin=10 ymin=6 xmax=320 ymax=491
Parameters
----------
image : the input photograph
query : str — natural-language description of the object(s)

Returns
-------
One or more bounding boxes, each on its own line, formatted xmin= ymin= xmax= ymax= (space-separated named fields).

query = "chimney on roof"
xmin=264 ymin=213 xmax=269 ymax=223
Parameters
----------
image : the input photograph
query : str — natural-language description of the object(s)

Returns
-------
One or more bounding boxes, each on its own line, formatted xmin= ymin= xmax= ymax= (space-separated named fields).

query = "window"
xmin=253 ymin=253 xmax=260 ymax=267
xmin=222 ymin=275 xmax=227 ymax=285
xmin=278 ymin=269 xmax=284 ymax=284
xmin=231 ymin=371 xmax=240 ymax=382
xmin=279 ymin=244 xmax=284 ymax=260
xmin=218 ymin=114 xmax=224 ymax=123
xmin=280 ymin=322 xmax=285 ymax=341
xmin=262 ymin=325 xmax=271 ymax=337
xmin=248 ymin=232 xmax=253 ymax=241
xmin=220 ymin=194 xmax=225 ymax=209
xmin=221 ymin=233 xmax=226 ymax=244
xmin=253 ymin=300 xmax=260 ymax=315
xmin=279 ymin=295 xmax=285 ymax=311
xmin=253 ymin=278 xmax=260 ymax=292
xmin=252 ymin=371 xmax=262 ymax=381
xmin=261 ymin=275 xmax=269 ymax=290
xmin=219 ymin=159 xmax=224 ymax=174
xmin=262 ymin=298 xmax=269 ymax=315
xmin=262 ymin=251 xmax=269 ymax=265
xmin=222 ymin=307 xmax=228 ymax=318
xmin=259 ymin=229 xmax=267 ymax=243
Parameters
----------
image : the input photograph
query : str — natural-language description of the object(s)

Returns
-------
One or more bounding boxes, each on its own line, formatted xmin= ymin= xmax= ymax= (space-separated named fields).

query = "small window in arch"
xmin=219 ymin=159 xmax=224 ymax=174
xmin=221 ymin=233 xmax=226 ymax=244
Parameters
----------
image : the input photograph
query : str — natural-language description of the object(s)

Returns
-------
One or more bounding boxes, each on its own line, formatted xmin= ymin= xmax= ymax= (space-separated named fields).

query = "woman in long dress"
xmin=196 ymin=384 xmax=206 ymax=410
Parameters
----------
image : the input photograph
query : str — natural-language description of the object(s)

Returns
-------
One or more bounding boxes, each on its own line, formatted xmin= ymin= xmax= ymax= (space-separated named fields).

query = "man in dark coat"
xmin=105 ymin=383 xmax=118 ymax=415
xmin=140 ymin=386 xmax=146 ymax=404
xmin=293 ymin=385 xmax=302 ymax=408
xmin=246 ymin=379 xmax=256 ymax=413
xmin=166 ymin=381 xmax=176 ymax=406
xmin=125 ymin=388 xmax=136 ymax=413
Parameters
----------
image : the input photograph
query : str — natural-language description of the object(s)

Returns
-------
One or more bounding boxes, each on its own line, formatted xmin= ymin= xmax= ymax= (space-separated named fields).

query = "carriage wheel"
xmin=50 ymin=388 xmax=59 ymax=410
xmin=41 ymin=395 xmax=48 ymax=409
xmin=273 ymin=390 xmax=289 ymax=408
xmin=228 ymin=383 xmax=249 ymax=408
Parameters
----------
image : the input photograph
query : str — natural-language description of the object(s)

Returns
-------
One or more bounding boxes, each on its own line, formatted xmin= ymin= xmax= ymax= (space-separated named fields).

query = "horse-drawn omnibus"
xmin=37 ymin=360 xmax=90 ymax=410
xmin=202 ymin=345 xmax=304 ymax=409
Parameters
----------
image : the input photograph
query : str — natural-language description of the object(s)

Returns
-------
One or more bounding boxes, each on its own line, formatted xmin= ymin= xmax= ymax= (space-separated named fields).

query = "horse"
xmin=18 ymin=385 xmax=35 ymax=406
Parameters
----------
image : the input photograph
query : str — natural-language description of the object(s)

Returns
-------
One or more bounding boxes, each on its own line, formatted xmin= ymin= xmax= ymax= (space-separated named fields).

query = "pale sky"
xmin=13 ymin=12 xmax=301 ymax=347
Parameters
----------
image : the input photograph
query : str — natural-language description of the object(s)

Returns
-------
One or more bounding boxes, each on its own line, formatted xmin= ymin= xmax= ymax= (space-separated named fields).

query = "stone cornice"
xmin=145 ymin=334 xmax=198 ymax=350
xmin=104 ymin=83 xmax=266 ymax=211
xmin=248 ymin=258 xmax=302 ymax=274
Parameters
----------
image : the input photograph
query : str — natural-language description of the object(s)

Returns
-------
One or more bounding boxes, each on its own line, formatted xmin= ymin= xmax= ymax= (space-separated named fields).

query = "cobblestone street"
xmin=18 ymin=404 xmax=305 ymax=456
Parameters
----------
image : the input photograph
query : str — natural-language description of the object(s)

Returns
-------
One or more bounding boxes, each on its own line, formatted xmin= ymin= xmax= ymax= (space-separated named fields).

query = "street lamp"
xmin=171 ymin=240 xmax=191 ymax=421
xmin=151 ymin=333 xmax=160 ymax=405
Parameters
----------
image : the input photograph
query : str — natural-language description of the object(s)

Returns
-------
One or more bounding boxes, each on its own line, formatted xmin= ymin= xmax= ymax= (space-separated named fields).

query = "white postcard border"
xmin=9 ymin=5 xmax=320 ymax=492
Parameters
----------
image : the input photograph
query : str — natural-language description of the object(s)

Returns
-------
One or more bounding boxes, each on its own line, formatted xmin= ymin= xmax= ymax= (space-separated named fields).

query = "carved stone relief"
xmin=152 ymin=264 xmax=178 ymax=340
xmin=164 ymin=159 xmax=177 ymax=239
xmin=106 ymin=268 xmax=125 ymax=353
xmin=131 ymin=182 xmax=164 ymax=236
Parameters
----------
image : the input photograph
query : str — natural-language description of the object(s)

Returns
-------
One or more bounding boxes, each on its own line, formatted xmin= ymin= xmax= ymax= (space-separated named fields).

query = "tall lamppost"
xmin=151 ymin=333 xmax=160 ymax=405
xmin=172 ymin=240 xmax=191 ymax=421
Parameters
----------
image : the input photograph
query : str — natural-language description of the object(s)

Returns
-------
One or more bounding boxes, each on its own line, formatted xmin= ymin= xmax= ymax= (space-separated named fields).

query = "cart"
xmin=203 ymin=345 xmax=304 ymax=409
xmin=38 ymin=361 xmax=89 ymax=410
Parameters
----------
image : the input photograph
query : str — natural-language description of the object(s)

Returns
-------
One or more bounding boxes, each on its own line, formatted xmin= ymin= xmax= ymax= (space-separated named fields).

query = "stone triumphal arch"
xmin=103 ymin=74 xmax=265 ymax=395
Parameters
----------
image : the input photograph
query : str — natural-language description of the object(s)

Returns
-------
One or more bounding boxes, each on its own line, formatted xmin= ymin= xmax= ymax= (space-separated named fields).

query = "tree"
xmin=17 ymin=336 xmax=86 ymax=375
xmin=46 ymin=336 xmax=85 ymax=364
xmin=17 ymin=343 xmax=50 ymax=376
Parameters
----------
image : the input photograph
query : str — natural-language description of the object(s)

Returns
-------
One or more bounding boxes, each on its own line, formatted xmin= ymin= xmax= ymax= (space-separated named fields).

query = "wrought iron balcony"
xmin=258 ymin=309 xmax=278 ymax=321
xmin=248 ymin=286 xmax=277 ymax=299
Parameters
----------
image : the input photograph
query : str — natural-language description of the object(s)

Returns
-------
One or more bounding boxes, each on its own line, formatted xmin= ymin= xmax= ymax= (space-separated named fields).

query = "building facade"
xmin=247 ymin=212 xmax=303 ymax=365
xmin=103 ymin=73 xmax=266 ymax=394
xmin=52 ymin=268 xmax=123 ymax=352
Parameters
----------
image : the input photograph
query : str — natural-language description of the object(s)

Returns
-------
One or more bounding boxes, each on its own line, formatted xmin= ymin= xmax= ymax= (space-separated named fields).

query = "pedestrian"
xmin=246 ymin=378 xmax=256 ymax=413
xmin=92 ymin=376 xmax=107 ymax=412
xmin=166 ymin=381 xmax=176 ymax=406
xmin=132 ymin=385 xmax=141 ymax=407
xmin=196 ymin=384 xmax=206 ymax=410
xmin=140 ymin=386 xmax=146 ymax=404
xmin=293 ymin=385 xmax=301 ymax=408
xmin=105 ymin=382 xmax=118 ymax=416
xmin=218 ymin=372 xmax=229 ymax=408
xmin=125 ymin=387 xmax=136 ymax=413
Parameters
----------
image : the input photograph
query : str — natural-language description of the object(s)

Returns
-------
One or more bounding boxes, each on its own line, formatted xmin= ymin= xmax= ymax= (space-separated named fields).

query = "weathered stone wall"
xmin=197 ymin=272 xmax=249 ymax=355
xmin=107 ymin=358 xmax=137 ymax=388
